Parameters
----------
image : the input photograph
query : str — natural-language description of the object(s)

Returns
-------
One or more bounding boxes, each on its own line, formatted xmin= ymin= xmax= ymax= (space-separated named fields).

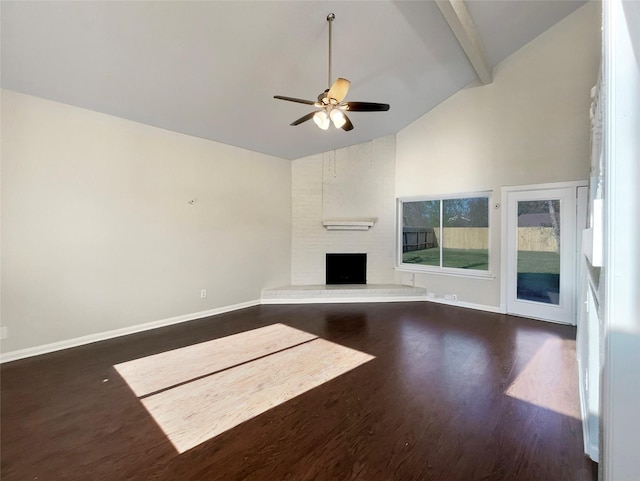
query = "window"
xmin=398 ymin=193 xmax=490 ymax=275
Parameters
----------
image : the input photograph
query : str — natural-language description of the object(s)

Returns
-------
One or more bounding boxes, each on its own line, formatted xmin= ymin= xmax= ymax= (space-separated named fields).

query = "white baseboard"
xmin=421 ymin=296 xmax=502 ymax=313
xmin=1 ymin=296 xmax=502 ymax=363
xmin=0 ymin=299 xmax=260 ymax=364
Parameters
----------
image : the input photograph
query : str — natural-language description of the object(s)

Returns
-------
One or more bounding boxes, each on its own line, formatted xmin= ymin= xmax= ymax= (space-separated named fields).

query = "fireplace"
xmin=326 ymin=253 xmax=367 ymax=285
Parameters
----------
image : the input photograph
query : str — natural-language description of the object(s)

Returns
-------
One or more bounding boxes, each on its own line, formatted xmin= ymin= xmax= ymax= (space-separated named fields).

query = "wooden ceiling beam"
xmin=436 ymin=0 xmax=493 ymax=85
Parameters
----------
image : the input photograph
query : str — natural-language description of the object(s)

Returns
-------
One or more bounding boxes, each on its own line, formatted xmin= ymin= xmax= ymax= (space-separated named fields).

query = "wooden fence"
xmin=403 ymin=227 xmax=558 ymax=252
xmin=441 ymin=227 xmax=489 ymax=250
xmin=517 ymin=227 xmax=558 ymax=252
xmin=403 ymin=227 xmax=437 ymax=252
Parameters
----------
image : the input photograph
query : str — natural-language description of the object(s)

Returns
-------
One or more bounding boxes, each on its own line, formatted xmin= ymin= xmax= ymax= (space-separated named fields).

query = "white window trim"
xmin=396 ymin=191 xmax=493 ymax=278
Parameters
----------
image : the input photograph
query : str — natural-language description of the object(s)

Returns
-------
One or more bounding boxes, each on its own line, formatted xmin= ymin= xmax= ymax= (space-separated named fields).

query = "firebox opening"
xmin=326 ymin=253 xmax=367 ymax=285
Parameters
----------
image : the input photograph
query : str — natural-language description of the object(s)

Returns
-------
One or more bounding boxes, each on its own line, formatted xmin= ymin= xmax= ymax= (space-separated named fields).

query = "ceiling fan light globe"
xmin=313 ymin=111 xmax=330 ymax=130
xmin=330 ymin=109 xmax=346 ymax=129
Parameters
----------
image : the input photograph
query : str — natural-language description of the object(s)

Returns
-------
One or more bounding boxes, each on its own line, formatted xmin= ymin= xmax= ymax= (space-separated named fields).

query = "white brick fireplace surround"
xmin=267 ymin=135 xmax=424 ymax=303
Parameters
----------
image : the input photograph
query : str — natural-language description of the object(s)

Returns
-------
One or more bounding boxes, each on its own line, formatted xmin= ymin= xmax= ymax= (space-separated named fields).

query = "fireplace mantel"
xmin=322 ymin=219 xmax=376 ymax=231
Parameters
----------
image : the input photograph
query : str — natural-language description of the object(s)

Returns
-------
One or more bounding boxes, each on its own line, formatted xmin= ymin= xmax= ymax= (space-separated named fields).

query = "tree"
xmin=403 ymin=200 xmax=440 ymax=228
xmin=443 ymin=197 xmax=488 ymax=227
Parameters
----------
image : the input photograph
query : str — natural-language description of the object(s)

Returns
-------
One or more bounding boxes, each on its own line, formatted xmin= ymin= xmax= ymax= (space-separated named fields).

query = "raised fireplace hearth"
xmin=326 ymin=253 xmax=366 ymax=285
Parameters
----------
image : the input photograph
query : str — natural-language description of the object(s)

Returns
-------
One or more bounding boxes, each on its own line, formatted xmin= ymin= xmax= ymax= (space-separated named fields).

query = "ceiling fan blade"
xmin=344 ymin=102 xmax=390 ymax=112
xmin=290 ymin=112 xmax=316 ymax=126
xmin=274 ymin=95 xmax=317 ymax=105
xmin=327 ymin=78 xmax=351 ymax=103
xmin=341 ymin=113 xmax=354 ymax=131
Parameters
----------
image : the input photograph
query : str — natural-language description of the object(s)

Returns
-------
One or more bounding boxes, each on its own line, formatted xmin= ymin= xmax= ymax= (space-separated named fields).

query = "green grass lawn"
xmin=516 ymin=250 xmax=560 ymax=274
xmin=403 ymin=248 xmax=559 ymax=273
xmin=403 ymin=248 xmax=489 ymax=270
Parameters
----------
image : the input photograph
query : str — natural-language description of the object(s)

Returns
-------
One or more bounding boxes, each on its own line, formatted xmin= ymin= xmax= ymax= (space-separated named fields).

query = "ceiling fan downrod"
xmin=327 ymin=13 xmax=335 ymax=90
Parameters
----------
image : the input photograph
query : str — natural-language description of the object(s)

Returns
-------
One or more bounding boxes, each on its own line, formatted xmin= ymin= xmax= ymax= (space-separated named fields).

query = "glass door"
xmin=506 ymin=187 xmax=577 ymax=324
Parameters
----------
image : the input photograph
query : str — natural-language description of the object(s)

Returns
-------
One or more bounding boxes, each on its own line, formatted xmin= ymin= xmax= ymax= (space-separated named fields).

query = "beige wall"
xmin=395 ymin=3 xmax=600 ymax=308
xmin=1 ymin=90 xmax=291 ymax=353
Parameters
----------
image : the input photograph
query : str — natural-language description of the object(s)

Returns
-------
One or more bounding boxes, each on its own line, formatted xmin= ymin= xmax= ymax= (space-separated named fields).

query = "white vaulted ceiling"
xmin=1 ymin=1 xmax=586 ymax=160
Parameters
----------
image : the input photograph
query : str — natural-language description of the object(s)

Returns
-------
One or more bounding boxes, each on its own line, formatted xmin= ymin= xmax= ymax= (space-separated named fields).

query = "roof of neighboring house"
xmin=518 ymin=213 xmax=557 ymax=228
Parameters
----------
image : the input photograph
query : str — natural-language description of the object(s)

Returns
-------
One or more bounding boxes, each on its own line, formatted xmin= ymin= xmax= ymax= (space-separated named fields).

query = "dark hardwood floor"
xmin=1 ymin=302 xmax=596 ymax=481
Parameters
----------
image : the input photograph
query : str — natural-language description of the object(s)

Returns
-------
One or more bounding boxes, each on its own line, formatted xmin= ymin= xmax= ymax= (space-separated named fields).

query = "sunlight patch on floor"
xmin=114 ymin=323 xmax=317 ymax=397
xmin=115 ymin=324 xmax=374 ymax=453
xmin=505 ymin=337 xmax=580 ymax=420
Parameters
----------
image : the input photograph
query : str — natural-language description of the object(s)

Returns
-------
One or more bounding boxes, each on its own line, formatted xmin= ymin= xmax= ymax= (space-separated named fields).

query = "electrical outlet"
xmin=452 ymin=294 xmax=457 ymax=301
xmin=0 ymin=326 xmax=8 ymax=340
xmin=444 ymin=294 xmax=458 ymax=301
xmin=427 ymin=292 xmax=436 ymax=298
xmin=200 ymin=289 xmax=207 ymax=299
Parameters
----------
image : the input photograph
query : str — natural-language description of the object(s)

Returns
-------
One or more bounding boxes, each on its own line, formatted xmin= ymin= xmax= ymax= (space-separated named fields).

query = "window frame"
xmin=396 ymin=191 xmax=493 ymax=278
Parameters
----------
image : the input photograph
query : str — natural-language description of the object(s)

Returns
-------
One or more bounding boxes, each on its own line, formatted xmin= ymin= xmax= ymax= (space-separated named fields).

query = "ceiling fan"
xmin=274 ymin=13 xmax=390 ymax=132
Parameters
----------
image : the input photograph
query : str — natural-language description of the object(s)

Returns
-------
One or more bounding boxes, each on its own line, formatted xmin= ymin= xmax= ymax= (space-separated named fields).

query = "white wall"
xmin=601 ymin=0 xmax=640 ymax=478
xmin=395 ymin=2 xmax=600 ymax=309
xmin=1 ymin=90 xmax=291 ymax=354
xmin=291 ymin=136 xmax=396 ymax=285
